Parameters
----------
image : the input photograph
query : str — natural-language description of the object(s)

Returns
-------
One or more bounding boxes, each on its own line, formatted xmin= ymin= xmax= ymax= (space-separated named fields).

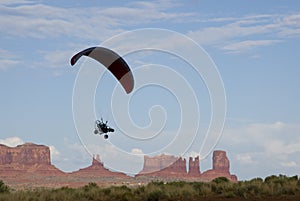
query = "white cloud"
xmin=131 ymin=148 xmax=144 ymax=155
xmin=1 ymin=3 xmax=298 ymax=63
xmin=0 ymin=59 xmax=19 ymax=70
xmin=188 ymin=15 xmax=277 ymax=45
xmin=0 ymin=0 xmax=33 ymax=5
xmin=49 ymin=145 xmax=60 ymax=160
xmin=0 ymin=4 xmax=114 ymax=40
xmin=281 ymin=161 xmax=297 ymax=168
xmin=223 ymin=121 xmax=300 ymax=150
xmin=236 ymin=153 xmax=254 ymax=164
xmin=0 ymin=136 xmax=24 ymax=147
xmin=219 ymin=121 xmax=300 ymax=179
xmin=278 ymin=14 xmax=300 ymax=37
xmin=41 ymin=49 xmax=74 ymax=69
xmin=222 ymin=40 xmax=282 ymax=53
xmin=265 ymin=140 xmax=300 ymax=155
xmin=0 ymin=2 xmax=194 ymax=40
xmin=187 ymin=13 xmax=300 ymax=52
xmin=0 ymin=49 xmax=19 ymax=71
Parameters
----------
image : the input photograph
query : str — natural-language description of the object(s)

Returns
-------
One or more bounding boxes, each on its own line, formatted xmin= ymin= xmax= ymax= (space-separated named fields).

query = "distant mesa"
xmin=0 ymin=143 xmax=63 ymax=177
xmin=138 ymin=154 xmax=187 ymax=177
xmin=70 ymin=154 xmax=128 ymax=178
xmin=201 ymin=150 xmax=238 ymax=182
xmin=137 ymin=150 xmax=237 ymax=182
xmin=0 ymin=142 xmax=237 ymax=188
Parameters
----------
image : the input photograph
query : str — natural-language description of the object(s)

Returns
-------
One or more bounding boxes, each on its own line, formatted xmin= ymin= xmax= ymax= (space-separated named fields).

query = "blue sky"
xmin=0 ymin=0 xmax=299 ymax=180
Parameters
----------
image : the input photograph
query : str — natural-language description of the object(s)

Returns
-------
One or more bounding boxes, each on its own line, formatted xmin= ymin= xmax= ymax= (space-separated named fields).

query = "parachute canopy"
xmin=70 ymin=47 xmax=134 ymax=94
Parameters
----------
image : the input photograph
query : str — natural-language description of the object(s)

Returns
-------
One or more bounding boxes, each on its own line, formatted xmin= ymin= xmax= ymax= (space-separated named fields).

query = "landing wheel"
xmin=104 ymin=134 xmax=108 ymax=139
xmin=94 ymin=129 xmax=99 ymax=134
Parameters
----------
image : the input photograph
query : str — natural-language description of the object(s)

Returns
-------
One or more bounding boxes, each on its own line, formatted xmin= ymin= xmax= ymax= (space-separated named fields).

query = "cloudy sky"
xmin=0 ymin=0 xmax=299 ymax=180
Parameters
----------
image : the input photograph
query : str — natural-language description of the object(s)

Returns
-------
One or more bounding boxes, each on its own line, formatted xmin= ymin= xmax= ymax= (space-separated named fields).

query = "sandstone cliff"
xmin=201 ymin=150 xmax=237 ymax=182
xmin=139 ymin=154 xmax=179 ymax=175
xmin=139 ymin=155 xmax=187 ymax=177
xmin=0 ymin=143 xmax=50 ymax=165
xmin=188 ymin=156 xmax=201 ymax=177
xmin=138 ymin=150 xmax=237 ymax=182
xmin=0 ymin=142 xmax=238 ymax=188
xmin=0 ymin=143 xmax=63 ymax=177
xmin=70 ymin=154 xmax=128 ymax=178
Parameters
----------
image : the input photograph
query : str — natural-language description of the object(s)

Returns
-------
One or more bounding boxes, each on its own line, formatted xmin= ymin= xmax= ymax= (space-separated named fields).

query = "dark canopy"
xmin=70 ymin=47 xmax=134 ymax=94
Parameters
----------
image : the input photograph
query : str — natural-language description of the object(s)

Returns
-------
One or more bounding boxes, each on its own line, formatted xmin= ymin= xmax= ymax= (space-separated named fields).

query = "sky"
xmin=0 ymin=0 xmax=299 ymax=180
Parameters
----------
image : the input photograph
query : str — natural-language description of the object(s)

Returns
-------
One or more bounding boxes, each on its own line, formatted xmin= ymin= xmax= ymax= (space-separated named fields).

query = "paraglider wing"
xmin=70 ymin=47 xmax=134 ymax=94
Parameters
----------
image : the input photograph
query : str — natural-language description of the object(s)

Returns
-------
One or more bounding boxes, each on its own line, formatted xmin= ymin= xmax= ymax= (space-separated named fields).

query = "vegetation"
xmin=0 ymin=181 xmax=9 ymax=194
xmin=0 ymin=175 xmax=299 ymax=201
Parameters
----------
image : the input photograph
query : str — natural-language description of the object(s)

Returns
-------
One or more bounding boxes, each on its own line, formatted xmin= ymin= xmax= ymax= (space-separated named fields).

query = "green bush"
xmin=264 ymin=175 xmax=278 ymax=183
xmin=233 ymin=184 xmax=247 ymax=198
xmin=212 ymin=176 xmax=230 ymax=184
xmin=147 ymin=190 xmax=166 ymax=201
xmin=192 ymin=182 xmax=211 ymax=196
xmin=0 ymin=175 xmax=299 ymax=201
xmin=0 ymin=181 xmax=9 ymax=193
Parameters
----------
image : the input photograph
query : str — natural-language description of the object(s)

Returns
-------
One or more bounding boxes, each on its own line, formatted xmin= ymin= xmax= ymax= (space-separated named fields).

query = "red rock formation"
xmin=0 ymin=141 xmax=238 ymax=188
xmin=70 ymin=154 xmax=128 ymax=178
xmin=138 ymin=151 xmax=237 ymax=182
xmin=188 ymin=156 xmax=201 ymax=177
xmin=139 ymin=154 xmax=179 ymax=174
xmin=213 ymin=150 xmax=229 ymax=173
xmin=0 ymin=143 xmax=50 ymax=165
xmin=201 ymin=150 xmax=237 ymax=182
xmin=157 ymin=157 xmax=187 ymax=177
xmin=0 ymin=143 xmax=63 ymax=177
xmin=139 ymin=155 xmax=187 ymax=177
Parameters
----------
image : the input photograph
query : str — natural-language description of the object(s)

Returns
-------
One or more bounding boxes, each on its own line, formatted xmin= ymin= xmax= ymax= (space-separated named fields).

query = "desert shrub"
xmin=247 ymin=183 xmax=262 ymax=196
xmin=212 ymin=177 xmax=229 ymax=184
xmin=147 ymin=190 xmax=167 ymax=201
xmin=211 ymin=177 xmax=234 ymax=196
xmin=182 ymin=188 xmax=197 ymax=201
xmin=233 ymin=184 xmax=247 ymax=198
xmin=146 ymin=181 xmax=165 ymax=194
xmin=1 ymin=174 xmax=299 ymax=201
xmin=224 ymin=191 xmax=236 ymax=198
xmin=0 ymin=181 xmax=9 ymax=193
xmin=114 ymin=185 xmax=131 ymax=192
xmin=102 ymin=187 xmax=111 ymax=195
xmin=134 ymin=186 xmax=145 ymax=195
xmin=278 ymin=185 xmax=296 ymax=195
xmin=249 ymin=177 xmax=263 ymax=184
xmin=192 ymin=182 xmax=211 ymax=196
xmin=264 ymin=175 xmax=278 ymax=183
xmin=166 ymin=180 xmax=186 ymax=188
xmin=149 ymin=181 xmax=164 ymax=186
xmin=199 ymin=184 xmax=212 ymax=197
xmin=288 ymin=175 xmax=298 ymax=181
xmin=109 ymin=185 xmax=133 ymax=201
xmin=83 ymin=182 xmax=98 ymax=192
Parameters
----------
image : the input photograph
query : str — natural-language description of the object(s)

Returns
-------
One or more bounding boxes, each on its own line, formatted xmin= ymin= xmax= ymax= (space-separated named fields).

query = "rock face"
xmin=0 ymin=143 xmax=50 ymax=165
xmin=201 ymin=150 xmax=237 ymax=182
xmin=213 ymin=150 xmax=230 ymax=173
xmin=0 ymin=142 xmax=238 ymax=188
xmin=70 ymin=154 xmax=128 ymax=178
xmin=139 ymin=154 xmax=179 ymax=174
xmin=139 ymin=155 xmax=187 ymax=177
xmin=0 ymin=143 xmax=63 ymax=177
xmin=138 ymin=150 xmax=237 ymax=182
xmin=138 ymin=155 xmax=201 ymax=178
xmin=188 ymin=156 xmax=201 ymax=177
